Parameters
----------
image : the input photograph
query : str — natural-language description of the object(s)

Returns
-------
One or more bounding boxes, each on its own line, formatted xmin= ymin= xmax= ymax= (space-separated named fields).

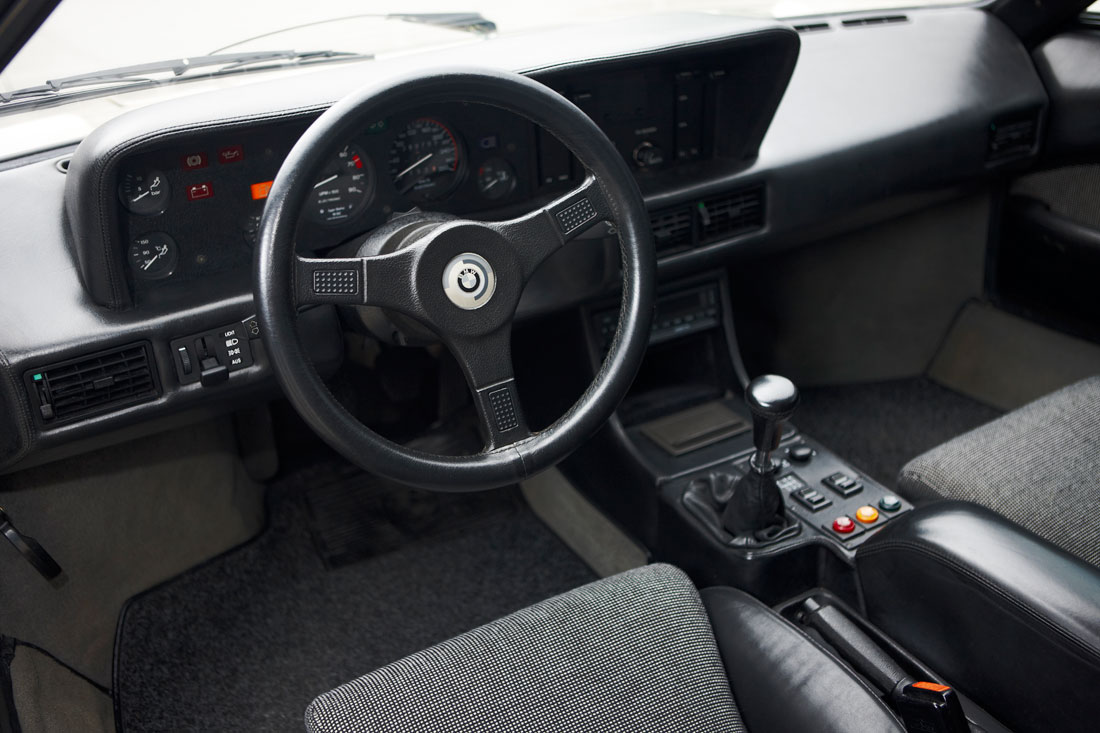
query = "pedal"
xmin=0 ymin=507 xmax=66 ymax=586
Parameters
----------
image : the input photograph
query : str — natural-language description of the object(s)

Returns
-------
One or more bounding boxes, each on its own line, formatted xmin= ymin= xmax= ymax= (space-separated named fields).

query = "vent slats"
xmin=841 ymin=14 xmax=908 ymax=27
xmin=28 ymin=344 xmax=158 ymax=424
xmin=650 ymin=206 xmax=694 ymax=255
xmin=699 ymin=186 xmax=766 ymax=243
xmin=989 ymin=109 xmax=1040 ymax=162
xmin=648 ymin=185 xmax=765 ymax=254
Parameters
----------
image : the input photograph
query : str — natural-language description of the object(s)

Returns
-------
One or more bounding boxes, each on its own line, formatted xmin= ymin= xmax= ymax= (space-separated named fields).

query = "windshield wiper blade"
xmin=0 ymin=49 xmax=370 ymax=104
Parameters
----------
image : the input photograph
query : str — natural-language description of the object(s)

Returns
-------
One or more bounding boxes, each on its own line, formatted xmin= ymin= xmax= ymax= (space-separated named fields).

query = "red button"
xmin=218 ymin=145 xmax=244 ymax=164
xmin=181 ymin=153 xmax=207 ymax=170
xmin=186 ymin=182 xmax=214 ymax=201
xmin=832 ymin=516 xmax=855 ymax=533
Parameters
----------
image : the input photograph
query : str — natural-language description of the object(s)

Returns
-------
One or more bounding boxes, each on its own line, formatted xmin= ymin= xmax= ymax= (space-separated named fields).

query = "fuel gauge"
xmin=476 ymin=158 xmax=516 ymax=201
xmin=119 ymin=170 xmax=170 ymax=216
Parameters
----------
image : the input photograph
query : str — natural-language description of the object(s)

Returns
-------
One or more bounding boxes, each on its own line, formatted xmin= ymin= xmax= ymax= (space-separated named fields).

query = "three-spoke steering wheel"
xmin=256 ymin=69 xmax=655 ymax=491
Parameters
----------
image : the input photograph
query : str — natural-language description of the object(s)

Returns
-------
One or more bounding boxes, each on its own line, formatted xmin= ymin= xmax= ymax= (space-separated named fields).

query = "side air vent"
xmin=25 ymin=343 xmax=158 ymax=424
xmin=793 ymin=22 xmax=830 ymax=33
xmin=649 ymin=206 xmax=694 ymax=255
xmin=698 ymin=185 xmax=766 ymax=244
xmin=841 ymin=14 xmax=908 ymax=27
xmin=988 ymin=108 xmax=1040 ymax=162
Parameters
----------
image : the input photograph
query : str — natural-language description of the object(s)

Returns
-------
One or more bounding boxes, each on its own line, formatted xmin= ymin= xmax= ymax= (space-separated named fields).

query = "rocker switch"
xmin=197 ymin=336 xmax=228 ymax=387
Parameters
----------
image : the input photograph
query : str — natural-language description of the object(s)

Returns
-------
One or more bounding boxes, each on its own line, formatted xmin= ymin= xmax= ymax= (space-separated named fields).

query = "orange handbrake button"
xmin=912 ymin=681 xmax=951 ymax=693
xmin=855 ymin=505 xmax=879 ymax=523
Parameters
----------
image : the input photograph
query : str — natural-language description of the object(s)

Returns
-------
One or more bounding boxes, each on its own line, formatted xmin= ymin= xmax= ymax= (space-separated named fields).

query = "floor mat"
xmin=304 ymin=464 xmax=519 ymax=568
xmin=793 ymin=378 xmax=1003 ymax=488
xmin=114 ymin=462 xmax=596 ymax=732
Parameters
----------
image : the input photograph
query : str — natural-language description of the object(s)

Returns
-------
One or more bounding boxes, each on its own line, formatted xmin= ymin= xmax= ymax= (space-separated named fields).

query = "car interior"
xmin=1 ymin=0 xmax=1099 ymax=731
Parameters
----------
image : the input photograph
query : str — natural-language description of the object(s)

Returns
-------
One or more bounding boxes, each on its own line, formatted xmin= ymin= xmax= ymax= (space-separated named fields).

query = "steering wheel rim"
xmin=256 ymin=68 xmax=654 ymax=491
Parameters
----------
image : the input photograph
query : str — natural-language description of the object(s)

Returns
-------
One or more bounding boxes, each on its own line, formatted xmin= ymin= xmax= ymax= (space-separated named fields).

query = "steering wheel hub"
xmin=443 ymin=252 xmax=496 ymax=310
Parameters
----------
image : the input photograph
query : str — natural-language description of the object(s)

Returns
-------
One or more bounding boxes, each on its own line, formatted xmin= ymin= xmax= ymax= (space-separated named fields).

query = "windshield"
xmin=0 ymin=0 xmax=973 ymax=93
xmin=0 ymin=0 xmax=968 ymax=159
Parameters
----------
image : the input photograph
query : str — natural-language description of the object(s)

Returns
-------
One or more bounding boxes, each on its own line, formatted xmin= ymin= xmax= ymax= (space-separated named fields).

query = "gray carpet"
xmin=793 ymin=378 xmax=1003 ymax=488
xmin=115 ymin=463 xmax=596 ymax=732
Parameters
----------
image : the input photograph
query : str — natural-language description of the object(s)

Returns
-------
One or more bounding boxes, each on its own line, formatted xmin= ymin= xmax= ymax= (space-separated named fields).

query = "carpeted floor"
xmin=114 ymin=462 xmax=595 ymax=732
xmin=793 ymin=378 xmax=1003 ymax=488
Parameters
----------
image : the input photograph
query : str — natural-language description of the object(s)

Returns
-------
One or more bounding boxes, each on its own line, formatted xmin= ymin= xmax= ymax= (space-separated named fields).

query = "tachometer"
xmin=306 ymin=144 xmax=374 ymax=225
xmin=388 ymin=118 xmax=463 ymax=202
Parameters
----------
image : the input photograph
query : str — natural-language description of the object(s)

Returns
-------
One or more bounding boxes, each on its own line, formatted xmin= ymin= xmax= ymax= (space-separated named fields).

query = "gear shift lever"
xmin=747 ymin=375 xmax=800 ymax=474
xmin=722 ymin=375 xmax=800 ymax=536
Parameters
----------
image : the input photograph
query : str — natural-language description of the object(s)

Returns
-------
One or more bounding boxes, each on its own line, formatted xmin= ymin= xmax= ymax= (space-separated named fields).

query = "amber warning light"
xmin=250 ymin=180 xmax=274 ymax=200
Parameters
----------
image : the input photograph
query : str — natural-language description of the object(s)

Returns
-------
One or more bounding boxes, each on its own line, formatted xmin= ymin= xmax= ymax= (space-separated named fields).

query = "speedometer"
xmin=306 ymin=144 xmax=374 ymax=225
xmin=388 ymin=118 xmax=463 ymax=202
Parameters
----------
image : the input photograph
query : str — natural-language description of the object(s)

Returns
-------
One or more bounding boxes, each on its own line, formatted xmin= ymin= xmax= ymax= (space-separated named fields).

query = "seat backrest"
xmin=305 ymin=563 xmax=744 ymax=733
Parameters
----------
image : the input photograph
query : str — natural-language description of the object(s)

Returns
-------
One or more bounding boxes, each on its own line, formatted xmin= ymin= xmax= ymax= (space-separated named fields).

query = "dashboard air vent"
xmin=26 ymin=343 xmax=158 ymax=424
xmin=793 ymin=22 xmax=831 ymax=33
xmin=699 ymin=185 xmax=765 ymax=243
xmin=988 ymin=108 xmax=1040 ymax=162
xmin=841 ymin=14 xmax=908 ymax=27
xmin=650 ymin=206 xmax=694 ymax=255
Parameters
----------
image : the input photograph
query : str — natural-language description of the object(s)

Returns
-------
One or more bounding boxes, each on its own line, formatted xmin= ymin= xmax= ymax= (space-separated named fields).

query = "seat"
xmin=898 ymin=375 xmax=1100 ymax=567
xmin=305 ymin=564 xmax=904 ymax=733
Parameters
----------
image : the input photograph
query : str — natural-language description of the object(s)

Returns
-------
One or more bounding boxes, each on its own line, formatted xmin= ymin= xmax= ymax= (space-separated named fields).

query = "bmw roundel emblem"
xmin=442 ymin=253 xmax=496 ymax=310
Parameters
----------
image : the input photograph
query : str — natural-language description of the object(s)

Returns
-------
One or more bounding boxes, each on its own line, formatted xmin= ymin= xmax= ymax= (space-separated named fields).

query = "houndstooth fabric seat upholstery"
xmin=305 ymin=564 xmax=744 ymax=733
xmin=898 ymin=375 xmax=1100 ymax=567
xmin=306 ymin=563 xmax=906 ymax=733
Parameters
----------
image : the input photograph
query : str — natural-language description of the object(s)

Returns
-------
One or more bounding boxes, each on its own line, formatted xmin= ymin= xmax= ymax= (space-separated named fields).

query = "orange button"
xmin=913 ymin=681 xmax=951 ymax=693
xmin=855 ymin=505 xmax=879 ymax=523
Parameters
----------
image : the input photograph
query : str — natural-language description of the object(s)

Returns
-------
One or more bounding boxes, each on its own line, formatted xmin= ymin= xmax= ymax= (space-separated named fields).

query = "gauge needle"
xmin=483 ymin=178 xmax=500 ymax=190
xmin=142 ymin=252 xmax=161 ymax=270
xmin=131 ymin=189 xmax=152 ymax=202
xmin=395 ymin=153 xmax=433 ymax=180
xmin=313 ymin=174 xmax=339 ymax=189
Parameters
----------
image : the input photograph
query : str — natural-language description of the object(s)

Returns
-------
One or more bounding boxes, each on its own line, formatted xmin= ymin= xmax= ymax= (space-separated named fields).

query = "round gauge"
xmin=128 ymin=232 xmax=178 ymax=280
xmin=388 ymin=118 xmax=463 ymax=202
xmin=118 ymin=170 xmax=170 ymax=216
xmin=476 ymin=159 xmax=516 ymax=201
xmin=307 ymin=144 xmax=374 ymax=225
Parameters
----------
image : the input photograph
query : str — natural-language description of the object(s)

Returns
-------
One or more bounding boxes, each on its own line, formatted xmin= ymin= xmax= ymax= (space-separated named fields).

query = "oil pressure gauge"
xmin=119 ymin=169 xmax=170 ymax=216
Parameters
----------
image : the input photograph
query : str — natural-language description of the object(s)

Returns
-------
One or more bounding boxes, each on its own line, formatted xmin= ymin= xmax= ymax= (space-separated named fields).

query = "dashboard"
xmin=113 ymin=51 xmax=779 ymax=306
xmin=0 ymin=9 xmax=1049 ymax=471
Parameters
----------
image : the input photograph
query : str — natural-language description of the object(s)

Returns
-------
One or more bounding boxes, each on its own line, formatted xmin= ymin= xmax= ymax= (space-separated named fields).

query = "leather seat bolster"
xmin=857 ymin=501 xmax=1100 ymax=733
xmin=701 ymin=587 xmax=904 ymax=733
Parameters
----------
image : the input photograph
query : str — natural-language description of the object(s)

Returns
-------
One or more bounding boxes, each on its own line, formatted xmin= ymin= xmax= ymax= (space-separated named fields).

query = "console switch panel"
xmin=171 ymin=322 xmax=253 ymax=386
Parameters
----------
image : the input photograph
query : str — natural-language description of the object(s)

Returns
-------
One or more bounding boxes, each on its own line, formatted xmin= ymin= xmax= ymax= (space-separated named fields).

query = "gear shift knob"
xmin=746 ymin=375 xmax=799 ymax=473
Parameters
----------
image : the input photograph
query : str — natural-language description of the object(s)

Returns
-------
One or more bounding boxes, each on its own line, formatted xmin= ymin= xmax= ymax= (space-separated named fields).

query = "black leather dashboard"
xmin=0 ymin=8 xmax=1049 ymax=471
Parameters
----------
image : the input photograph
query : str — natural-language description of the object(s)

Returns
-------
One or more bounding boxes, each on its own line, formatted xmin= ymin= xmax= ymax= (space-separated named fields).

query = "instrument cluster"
xmin=116 ymin=103 xmax=542 ymax=295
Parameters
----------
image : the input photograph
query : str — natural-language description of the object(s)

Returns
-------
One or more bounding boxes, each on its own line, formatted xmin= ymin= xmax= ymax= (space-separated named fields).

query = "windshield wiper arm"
xmin=0 ymin=49 xmax=370 ymax=104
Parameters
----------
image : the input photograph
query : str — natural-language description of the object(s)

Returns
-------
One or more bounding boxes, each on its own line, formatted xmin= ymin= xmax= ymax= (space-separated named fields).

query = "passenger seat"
xmin=897 ymin=376 xmax=1100 ymax=567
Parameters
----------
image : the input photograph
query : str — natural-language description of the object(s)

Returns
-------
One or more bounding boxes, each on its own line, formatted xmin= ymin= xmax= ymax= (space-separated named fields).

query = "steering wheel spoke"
xmin=294 ymin=250 xmax=417 ymax=311
xmin=491 ymin=175 xmax=613 ymax=280
xmin=448 ymin=329 xmax=530 ymax=451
